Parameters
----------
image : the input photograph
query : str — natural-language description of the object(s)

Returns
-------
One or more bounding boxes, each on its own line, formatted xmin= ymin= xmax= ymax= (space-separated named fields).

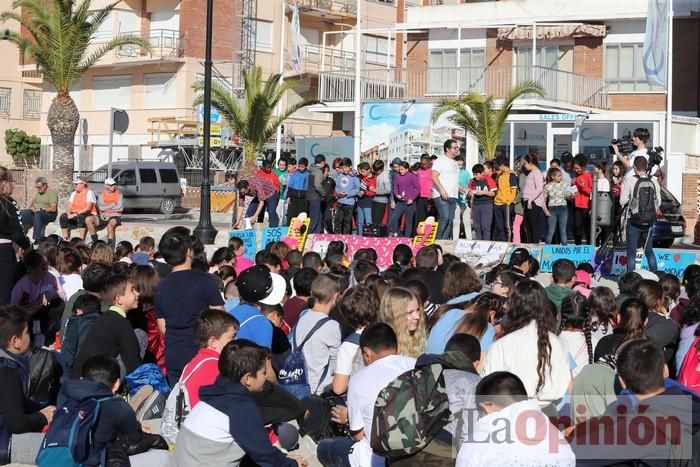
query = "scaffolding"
xmin=235 ymin=0 xmax=257 ymax=96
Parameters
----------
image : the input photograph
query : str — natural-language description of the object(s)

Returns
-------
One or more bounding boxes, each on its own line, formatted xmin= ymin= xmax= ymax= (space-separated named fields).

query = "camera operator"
xmin=620 ymin=156 xmax=660 ymax=274
xmin=612 ymin=127 xmax=664 ymax=182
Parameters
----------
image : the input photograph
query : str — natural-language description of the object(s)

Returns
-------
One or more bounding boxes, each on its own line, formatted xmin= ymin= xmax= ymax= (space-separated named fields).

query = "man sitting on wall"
xmin=59 ymin=177 xmax=96 ymax=241
xmin=86 ymin=177 xmax=123 ymax=246
xmin=20 ymin=176 xmax=58 ymax=243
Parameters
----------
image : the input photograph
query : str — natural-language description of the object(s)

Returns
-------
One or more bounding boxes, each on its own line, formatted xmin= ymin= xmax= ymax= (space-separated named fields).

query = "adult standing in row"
xmin=0 ymin=167 xmax=31 ymax=305
xmin=522 ymin=154 xmax=545 ymax=244
xmin=20 ymin=177 xmax=58 ymax=244
xmin=432 ymin=139 xmax=460 ymax=240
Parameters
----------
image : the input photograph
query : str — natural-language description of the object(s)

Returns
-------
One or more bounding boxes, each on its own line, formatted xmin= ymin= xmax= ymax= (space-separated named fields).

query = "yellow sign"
xmin=287 ymin=214 xmax=311 ymax=251
xmin=198 ymin=136 xmax=222 ymax=147
xmin=412 ymin=220 xmax=438 ymax=247
xmin=210 ymin=124 xmax=222 ymax=136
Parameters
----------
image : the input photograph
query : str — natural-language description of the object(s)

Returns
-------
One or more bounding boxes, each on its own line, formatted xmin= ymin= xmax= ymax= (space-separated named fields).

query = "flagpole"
xmin=275 ymin=2 xmax=287 ymax=163
xmin=665 ymin=0 xmax=673 ymax=158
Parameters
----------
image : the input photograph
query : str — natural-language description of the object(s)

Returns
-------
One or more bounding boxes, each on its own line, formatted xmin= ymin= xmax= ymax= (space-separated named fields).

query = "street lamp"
xmin=193 ymin=0 xmax=217 ymax=244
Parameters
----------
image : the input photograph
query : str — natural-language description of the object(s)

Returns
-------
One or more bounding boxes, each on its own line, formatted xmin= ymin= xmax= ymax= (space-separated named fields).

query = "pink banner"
xmin=307 ymin=234 xmax=412 ymax=269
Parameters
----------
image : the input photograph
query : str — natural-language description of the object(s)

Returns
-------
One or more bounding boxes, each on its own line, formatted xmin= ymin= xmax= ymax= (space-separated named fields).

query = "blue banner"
xmin=261 ymin=227 xmax=289 ymax=248
xmin=540 ymin=244 xmax=595 ymax=273
xmin=642 ymin=250 xmax=696 ymax=278
xmin=643 ymin=0 xmax=669 ymax=87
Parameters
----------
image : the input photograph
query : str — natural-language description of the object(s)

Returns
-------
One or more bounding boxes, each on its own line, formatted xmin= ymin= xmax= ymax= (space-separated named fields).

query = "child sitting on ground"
xmin=174 ymin=340 xmax=307 ymax=466
xmin=61 ymin=293 xmax=102 ymax=374
xmin=70 ymin=273 xmax=141 ymax=379
xmin=46 ymin=355 xmax=170 ymax=466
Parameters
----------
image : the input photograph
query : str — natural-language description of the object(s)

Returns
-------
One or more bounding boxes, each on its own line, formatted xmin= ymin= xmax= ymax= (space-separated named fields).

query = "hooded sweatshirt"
xmin=335 ymin=172 xmax=361 ymax=206
xmin=57 ymin=378 xmax=139 ymax=467
xmin=0 ymin=348 xmax=45 ymax=451
xmin=545 ymin=283 xmax=573 ymax=313
xmin=174 ymin=376 xmax=296 ymax=467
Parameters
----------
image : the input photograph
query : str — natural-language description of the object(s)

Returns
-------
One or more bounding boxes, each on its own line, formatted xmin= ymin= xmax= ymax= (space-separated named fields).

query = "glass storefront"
xmin=579 ymin=122 xmax=614 ymax=163
xmin=514 ymin=123 xmax=547 ymax=162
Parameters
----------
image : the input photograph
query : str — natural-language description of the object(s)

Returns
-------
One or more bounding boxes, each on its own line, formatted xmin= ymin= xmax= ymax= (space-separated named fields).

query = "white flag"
xmin=290 ymin=6 xmax=302 ymax=75
xmin=642 ymin=0 xmax=669 ymax=87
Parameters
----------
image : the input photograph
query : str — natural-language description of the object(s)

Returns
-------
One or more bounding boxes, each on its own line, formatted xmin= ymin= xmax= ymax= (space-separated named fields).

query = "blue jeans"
xmin=317 ymin=437 xmax=353 ymax=467
xmin=626 ymin=221 xmax=657 ymax=273
xmin=389 ymin=201 xmax=415 ymax=237
xmin=20 ymin=209 xmax=56 ymax=241
xmin=308 ymin=200 xmax=323 ymax=233
xmin=246 ymin=196 xmax=279 ymax=227
xmin=434 ymin=197 xmax=457 ymax=240
xmin=356 ymin=205 xmax=372 ymax=234
xmin=471 ymin=203 xmax=493 ymax=240
xmin=546 ymin=206 xmax=568 ymax=245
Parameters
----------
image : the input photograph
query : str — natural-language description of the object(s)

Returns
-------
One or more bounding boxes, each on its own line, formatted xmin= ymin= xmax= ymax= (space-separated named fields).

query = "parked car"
xmin=652 ymin=186 xmax=686 ymax=248
xmin=87 ymin=161 xmax=182 ymax=215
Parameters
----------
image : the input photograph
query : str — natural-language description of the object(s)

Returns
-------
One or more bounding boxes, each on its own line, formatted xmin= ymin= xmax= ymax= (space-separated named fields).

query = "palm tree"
xmin=194 ymin=66 xmax=321 ymax=177
xmin=431 ymin=81 xmax=545 ymax=160
xmin=1 ymin=0 xmax=150 ymax=203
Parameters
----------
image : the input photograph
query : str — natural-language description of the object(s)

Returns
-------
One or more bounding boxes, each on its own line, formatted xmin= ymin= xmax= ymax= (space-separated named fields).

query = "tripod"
xmin=594 ymin=204 xmax=627 ymax=277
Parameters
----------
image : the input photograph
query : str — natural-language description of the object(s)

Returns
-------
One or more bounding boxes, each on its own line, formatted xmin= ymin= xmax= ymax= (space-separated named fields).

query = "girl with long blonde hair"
xmin=378 ymin=287 xmax=427 ymax=358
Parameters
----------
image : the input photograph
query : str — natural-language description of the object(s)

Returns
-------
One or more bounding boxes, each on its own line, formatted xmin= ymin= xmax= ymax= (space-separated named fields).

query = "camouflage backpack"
xmin=370 ymin=362 xmax=450 ymax=458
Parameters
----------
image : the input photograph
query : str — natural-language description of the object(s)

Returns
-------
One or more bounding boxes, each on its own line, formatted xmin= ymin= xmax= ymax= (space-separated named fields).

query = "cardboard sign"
xmin=261 ymin=227 xmax=289 ymax=248
xmin=610 ymin=249 xmax=697 ymax=278
xmin=229 ymin=229 xmax=257 ymax=260
xmin=308 ymin=234 xmax=411 ymax=269
xmin=454 ymin=240 xmax=510 ymax=270
xmin=539 ymin=244 xmax=595 ymax=273
xmin=287 ymin=215 xmax=311 ymax=251
xmin=412 ymin=221 xmax=438 ymax=248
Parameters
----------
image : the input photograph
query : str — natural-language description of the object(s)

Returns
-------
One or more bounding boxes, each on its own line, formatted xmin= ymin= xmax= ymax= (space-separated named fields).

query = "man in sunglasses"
xmin=20 ymin=176 xmax=58 ymax=243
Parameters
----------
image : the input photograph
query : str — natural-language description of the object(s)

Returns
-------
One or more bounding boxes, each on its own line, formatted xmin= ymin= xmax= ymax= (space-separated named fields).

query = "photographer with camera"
xmin=620 ymin=156 xmax=660 ymax=273
xmin=612 ymin=127 xmax=664 ymax=182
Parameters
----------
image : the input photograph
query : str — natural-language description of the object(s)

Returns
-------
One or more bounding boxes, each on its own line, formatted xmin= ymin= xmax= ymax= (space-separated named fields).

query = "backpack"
xmin=278 ymin=318 xmax=330 ymax=400
xmin=36 ymin=395 xmax=116 ymax=467
xmin=62 ymin=312 xmax=100 ymax=373
xmin=160 ymin=357 xmax=217 ymax=444
xmin=28 ymin=347 xmax=64 ymax=406
xmin=628 ymin=175 xmax=657 ymax=227
xmin=371 ymin=362 xmax=450 ymax=459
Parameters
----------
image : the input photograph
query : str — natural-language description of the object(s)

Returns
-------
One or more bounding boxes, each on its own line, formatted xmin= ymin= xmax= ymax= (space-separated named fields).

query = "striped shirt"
xmin=239 ymin=176 xmax=277 ymax=206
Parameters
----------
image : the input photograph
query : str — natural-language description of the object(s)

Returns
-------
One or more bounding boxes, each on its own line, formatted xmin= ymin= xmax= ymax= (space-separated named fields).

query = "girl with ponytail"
xmin=481 ymin=281 xmax=572 ymax=405
xmin=558 ymin=293 xmax=594 ymax=375
xmin=594 ymin=298 xmax=649 ymax=369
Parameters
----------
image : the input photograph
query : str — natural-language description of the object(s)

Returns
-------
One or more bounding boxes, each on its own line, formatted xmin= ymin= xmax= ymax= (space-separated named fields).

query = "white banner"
xmin=642 ymin=0 xmax=669 ymax=87
xmin=290 ymin=6 xmax=302 ymax=75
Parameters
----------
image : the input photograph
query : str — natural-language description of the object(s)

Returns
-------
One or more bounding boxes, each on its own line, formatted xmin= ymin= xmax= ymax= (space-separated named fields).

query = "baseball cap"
xmin=104 ymin=177 xmax=117 ymax=186
xmin=236 ymin=265 xmax=286 ymax=304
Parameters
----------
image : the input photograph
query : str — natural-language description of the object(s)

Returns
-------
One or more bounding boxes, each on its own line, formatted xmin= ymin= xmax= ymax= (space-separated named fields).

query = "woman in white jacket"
xmin=481 ymin=280 xmax=572 ymax=405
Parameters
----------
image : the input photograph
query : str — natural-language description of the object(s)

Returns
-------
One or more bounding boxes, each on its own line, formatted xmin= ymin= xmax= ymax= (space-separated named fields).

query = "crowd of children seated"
xmin=0 ymin=220 xmax=697 ymax=465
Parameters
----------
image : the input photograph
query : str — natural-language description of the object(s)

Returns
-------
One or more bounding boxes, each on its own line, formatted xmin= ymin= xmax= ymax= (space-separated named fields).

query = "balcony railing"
xmin=114 ymin=29 xmax=186 ymax=60
xmin=295 ymin=0 xmax=357 ymax=15
xmin=295 ymin=44 xmax=356 ymax=74
xmin=319 ymin=65 xmax=609 ymax=110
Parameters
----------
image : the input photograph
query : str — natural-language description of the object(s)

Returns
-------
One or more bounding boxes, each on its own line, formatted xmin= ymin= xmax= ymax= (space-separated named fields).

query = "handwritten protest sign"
xmin=307 ymin=234 xmax=411 ymax=269
xmin=230 ymin=229 xmax=257 ymax=260
xmin=261 ymin=227 xmax=289 ymax=248
xmin=539 ymin=244 xmax=595 ymax=273
xmin=454 ymin=240 xmax=510 ymax=270
xmin=610 ymin=249 xmax=697 ymax=277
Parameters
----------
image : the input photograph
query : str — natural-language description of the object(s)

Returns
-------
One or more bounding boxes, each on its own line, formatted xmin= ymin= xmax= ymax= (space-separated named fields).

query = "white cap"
xmin=259 ymin=272 xmax=287 ymax=305
xmin=73 ymin=177 xmax=86 ymax=185
xmin=104 ymin=177 xmax=117 ymax=186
